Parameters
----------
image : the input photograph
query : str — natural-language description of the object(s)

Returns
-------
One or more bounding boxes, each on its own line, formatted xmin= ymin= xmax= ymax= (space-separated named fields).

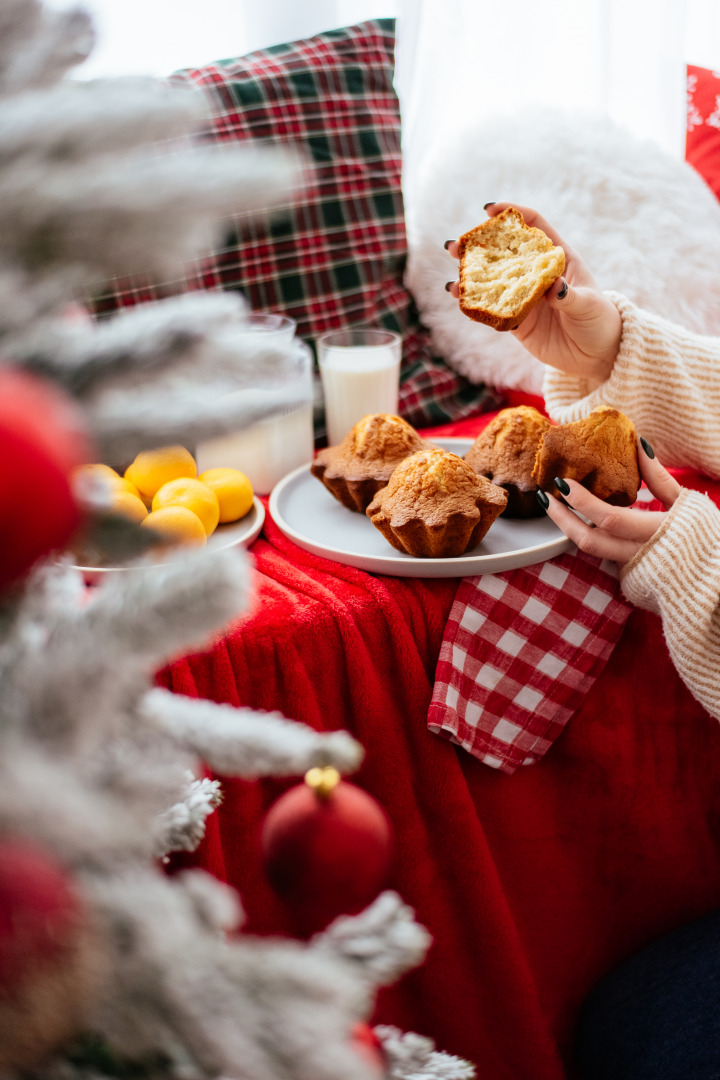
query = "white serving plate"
xmin=269 ymin=438 xmax=574 ymax=578
xmin=73 ymin=497 xmax=265 ymax=584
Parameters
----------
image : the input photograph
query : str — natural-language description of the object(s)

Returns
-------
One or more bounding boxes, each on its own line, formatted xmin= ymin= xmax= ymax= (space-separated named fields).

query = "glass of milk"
xmin=317 ymin=329 xmax=402 ymax=446
xmin=196 ymin=317 xmax=315 ymax=496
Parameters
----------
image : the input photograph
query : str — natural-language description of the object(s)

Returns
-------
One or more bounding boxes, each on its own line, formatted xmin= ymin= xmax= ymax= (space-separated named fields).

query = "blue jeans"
xmin=574 ymin=908 xmax=720 ymax=1080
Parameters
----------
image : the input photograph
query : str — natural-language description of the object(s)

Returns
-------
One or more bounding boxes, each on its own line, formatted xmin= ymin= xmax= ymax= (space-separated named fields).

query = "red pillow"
xmin=686 ymin=64 xmax=720 ymax=200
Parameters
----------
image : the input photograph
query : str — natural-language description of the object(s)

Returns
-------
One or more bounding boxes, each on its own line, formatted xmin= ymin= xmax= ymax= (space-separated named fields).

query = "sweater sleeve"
xmin=621 ymin=487 xmax=720 ymax=721
xmin=543 ymin=292 xmax=720 ymax=477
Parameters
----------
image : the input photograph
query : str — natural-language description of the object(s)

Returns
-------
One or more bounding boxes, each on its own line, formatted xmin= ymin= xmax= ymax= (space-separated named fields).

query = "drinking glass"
xmin=317 ymin=329 xmax=402 ymax=446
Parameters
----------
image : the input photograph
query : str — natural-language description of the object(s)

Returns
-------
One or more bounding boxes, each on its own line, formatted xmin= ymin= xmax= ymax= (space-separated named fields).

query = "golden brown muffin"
xmin=366 ymin=448 xmax=508 ymax=558
xmin=532 ymin=406 xmax=640 ymax=506
xmin=311 ymin=413 xmax=429 ymax=512
xmin=464 ymin=405 xmax=552 ymax=518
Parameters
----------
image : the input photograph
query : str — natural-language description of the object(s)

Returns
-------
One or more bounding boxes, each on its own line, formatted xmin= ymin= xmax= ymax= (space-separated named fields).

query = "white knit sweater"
xmin=543 ymin=292 xmax=720 ymax=721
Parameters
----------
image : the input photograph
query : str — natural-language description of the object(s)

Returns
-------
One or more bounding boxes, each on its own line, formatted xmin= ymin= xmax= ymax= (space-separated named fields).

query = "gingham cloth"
xmin=428 ymin=549 xmax=634 ymax=774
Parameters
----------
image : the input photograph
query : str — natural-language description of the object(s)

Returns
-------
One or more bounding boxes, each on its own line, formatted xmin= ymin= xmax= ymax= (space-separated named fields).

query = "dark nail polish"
xmin=640 ymin=436 xmax=655 ymax=460
xmin=511 ymin=324 xmax=519 ymax=331
xmin=483 ymin=201 xmax=496 ymax=210
xmin=443 ymin=239 xmax=456 ymax=250
xmin=556 ymin=279 xmax=569 ymax=300
xmin=554 ymin=476 xmax=570 ymax=496
xmin=444 ymin=281 xmax=454 ymax=292
xmin=536 ymin=490 xmax=549 ymax=510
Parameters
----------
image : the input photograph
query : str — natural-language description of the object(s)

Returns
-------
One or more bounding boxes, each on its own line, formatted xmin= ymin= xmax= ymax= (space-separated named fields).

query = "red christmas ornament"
xmin=0 ymin=836 xmax=99 ymax=1068
xmin=0 ymin=367 xmax=91 ymax=589
xmin=350 ymin=1021 xmax=386 ymax=1075
xmin=261 ymin=767 xmax=393 ymax=935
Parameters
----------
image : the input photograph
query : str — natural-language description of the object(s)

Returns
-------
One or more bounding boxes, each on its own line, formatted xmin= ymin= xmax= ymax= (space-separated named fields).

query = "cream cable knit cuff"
xmin=621 ymin=487 xmax=720 ymax=721
xmin=542 ymin=293 xmax=720 ymax=477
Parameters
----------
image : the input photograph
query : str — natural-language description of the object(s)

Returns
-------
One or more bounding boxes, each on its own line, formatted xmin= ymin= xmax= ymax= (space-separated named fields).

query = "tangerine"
xmin=141 ymin=506 xmax=207 ymax=546
xmin=124 ymin=445 xmax=197 ymax=501
xmin=197 ymin=467 xmax=254 ymax=523
xmin=110 ymin=489 xmax=148 ymax=523
xmin=151 ymin=478 xmax=220 ymax=536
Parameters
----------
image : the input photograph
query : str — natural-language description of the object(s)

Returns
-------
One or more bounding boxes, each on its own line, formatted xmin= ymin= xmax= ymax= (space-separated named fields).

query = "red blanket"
xmin=160 ymin=410 xmax=720 ymax=1080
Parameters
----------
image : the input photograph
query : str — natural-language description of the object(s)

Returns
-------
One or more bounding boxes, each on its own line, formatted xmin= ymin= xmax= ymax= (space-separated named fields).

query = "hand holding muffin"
xmin=446 ymin=203 xmax=622 ymax=390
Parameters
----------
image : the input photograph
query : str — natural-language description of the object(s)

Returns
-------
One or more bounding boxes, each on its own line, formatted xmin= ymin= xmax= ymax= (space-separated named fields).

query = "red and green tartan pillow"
xmin=91 ymin=19 xmax=498 ymax=431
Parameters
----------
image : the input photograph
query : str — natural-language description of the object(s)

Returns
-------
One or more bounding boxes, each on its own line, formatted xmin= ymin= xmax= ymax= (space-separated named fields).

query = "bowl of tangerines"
xmin=71 ymin=444 xmax=262 ymax=578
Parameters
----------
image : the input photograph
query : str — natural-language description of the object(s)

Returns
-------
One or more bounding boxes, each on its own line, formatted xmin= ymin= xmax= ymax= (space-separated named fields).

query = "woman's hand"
xmin=539 ymin=438 xmax=682 ymax=567
xmin=446 ymin=203 xmax=622 ymax=389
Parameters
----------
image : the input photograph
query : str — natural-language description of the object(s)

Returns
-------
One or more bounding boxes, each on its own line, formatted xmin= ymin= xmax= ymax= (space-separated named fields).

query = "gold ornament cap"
xmin=304 ymin=766 xmax=341 ymax=799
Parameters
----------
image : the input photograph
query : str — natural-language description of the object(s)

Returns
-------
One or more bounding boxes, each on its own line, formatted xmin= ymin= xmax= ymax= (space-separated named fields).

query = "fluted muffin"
xmin=366 ymin=448 xmax=508 ymax=558
xmin=532 ymin=406 xmax=640 ymax=506
xmin=311 ymin=413 xmax=429 ymax=512
xmin=464 ymin=405 xmax=552 ymax=517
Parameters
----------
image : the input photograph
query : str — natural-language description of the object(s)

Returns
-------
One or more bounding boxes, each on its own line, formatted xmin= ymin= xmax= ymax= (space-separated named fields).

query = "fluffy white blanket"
xmin=405 ymin=108 xmax=720 ymax=394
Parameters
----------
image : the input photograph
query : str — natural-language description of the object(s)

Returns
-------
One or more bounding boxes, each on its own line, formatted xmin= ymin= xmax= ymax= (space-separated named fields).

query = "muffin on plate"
xmin=532 ymin=405 xmax=640 ymax=506
xmin=311 ymin=413 xmax=429 ymax=512
xmin=366 ymin=447 xmax=508 ymax=558
xmin=464 ymin=405 xmax=552 ymax=518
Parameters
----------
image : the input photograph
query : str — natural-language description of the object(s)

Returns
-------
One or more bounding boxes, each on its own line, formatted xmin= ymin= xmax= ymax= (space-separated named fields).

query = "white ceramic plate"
xmin=269 ymin=438 xmax=574 ymax=578
xmin=74 ymin=497 xmax=265 ymax=583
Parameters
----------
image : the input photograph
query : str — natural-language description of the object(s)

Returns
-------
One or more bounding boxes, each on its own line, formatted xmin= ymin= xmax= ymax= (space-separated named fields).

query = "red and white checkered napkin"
xmin=428 ymin=550 xmax=634 ymax=774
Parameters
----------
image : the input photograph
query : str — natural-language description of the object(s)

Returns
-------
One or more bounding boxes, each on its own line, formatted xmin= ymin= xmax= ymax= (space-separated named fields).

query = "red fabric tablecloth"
xmin=159 ymin=408 xmax=720 ymax=1080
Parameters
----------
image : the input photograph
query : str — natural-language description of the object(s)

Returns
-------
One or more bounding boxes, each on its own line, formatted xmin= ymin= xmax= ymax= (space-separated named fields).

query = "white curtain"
xmin=73 ymin=1 xmax=400 ymax=79
xmin=395 ymin=0 xmax=720 ymax=220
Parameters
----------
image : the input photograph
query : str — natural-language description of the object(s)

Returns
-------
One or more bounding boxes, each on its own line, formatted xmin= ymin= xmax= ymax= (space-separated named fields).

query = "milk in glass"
xmin=317 ymin=330 xmax=401 ymax=446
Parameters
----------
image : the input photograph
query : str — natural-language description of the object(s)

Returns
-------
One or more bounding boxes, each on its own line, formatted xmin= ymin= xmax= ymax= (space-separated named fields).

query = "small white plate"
xmin=73 ymin=497 xmax=265 ymax=583
xmin=269 ymin=438 xmax=574 ymax=578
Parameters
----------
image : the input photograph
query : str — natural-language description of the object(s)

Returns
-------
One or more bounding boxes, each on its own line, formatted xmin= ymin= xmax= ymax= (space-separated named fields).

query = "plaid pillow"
xmin=91 ymin=19 xmax=497 ymax=431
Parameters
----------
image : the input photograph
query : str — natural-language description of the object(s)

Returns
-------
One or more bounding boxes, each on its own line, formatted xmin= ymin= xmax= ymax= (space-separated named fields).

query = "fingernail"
xmin=556 ymin=278 xmax=569 ymax=300
xmin=483 ymin=201 xmax=496 ymax=210
xmin=511 ymin=324 xmax=519 ymax=331
xmin=444 ymin=281 xmax=454 ymax=292
xmin=443 ymin=239 xmax=456 ymax=250
xmin=640 ymin=436 xmax=655 ymax=459
xmin=554 ymin=476 xmax=570 ymax=496
xmin=536 ymin=490 xmax=549 ymax=510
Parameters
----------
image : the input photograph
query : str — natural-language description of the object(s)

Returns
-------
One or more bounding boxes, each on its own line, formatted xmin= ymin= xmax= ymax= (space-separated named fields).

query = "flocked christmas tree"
xmin=0 ymin=2 xmax=476 ymax=1078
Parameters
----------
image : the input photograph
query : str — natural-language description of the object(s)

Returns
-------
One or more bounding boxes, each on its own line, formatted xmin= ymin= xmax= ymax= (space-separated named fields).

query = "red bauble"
xmin=0 ymin=837 xmax=98 ymax=1068
xmin=0 ymin=368 xmax=91 ymax=589
xmin=261 ymin=768 xmax=393 ymax=935
xmin=351 ymin=1022 xmax=386 ymax=1075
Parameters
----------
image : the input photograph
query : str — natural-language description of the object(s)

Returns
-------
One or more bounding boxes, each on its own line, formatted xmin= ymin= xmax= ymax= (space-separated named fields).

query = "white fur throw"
xmin=405 ymin=108 xmax=720 ymax=394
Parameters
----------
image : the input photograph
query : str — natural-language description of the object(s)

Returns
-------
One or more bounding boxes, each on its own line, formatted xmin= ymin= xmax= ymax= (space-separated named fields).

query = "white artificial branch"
xmin=173 ymin=868 xmax=245 ymax=935
xmin=0 ymin=75 xmax=304 ymax=348
xmin=142 ymin=687 xmax=365 ymax=779
xmin=0 ymin=0 xmax=94 ymax=92
xmin=0 ymin=550 xmax=252 ymax=755
xmin=311 ymin=891 xmax=432 ymax=987
xmin=153 ymin=775 xmax=223 ymax=857
xmin=0 ymin=77 xmax=202 ymax=161
xmin=374 ymin=1027 xmax=476 ymax=1080
xmin=0 ymin=140 xmax=302 ymax=290
xmin=16 ymin=291 xmax=294 ymax=394
xmin=83 ymin=868 xmax=378 ymax=1080
xmin=84 ymin=368 xmax=301 ymax=464
xmin=0 ymin=5 xmax=465 ymax=1079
